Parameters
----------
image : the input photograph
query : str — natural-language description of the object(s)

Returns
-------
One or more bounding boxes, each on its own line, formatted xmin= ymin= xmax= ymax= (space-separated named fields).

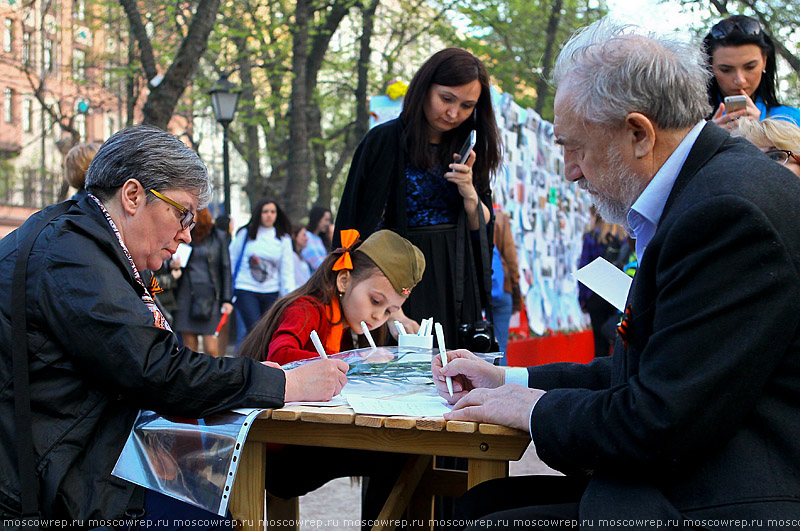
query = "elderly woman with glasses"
xmin=738 ymin=117 xmax=800 ymax=177
xmin=0 ymin=125 xmax=348 ymax=526
xmin=702 ymin=14 xmax=800 ymax=131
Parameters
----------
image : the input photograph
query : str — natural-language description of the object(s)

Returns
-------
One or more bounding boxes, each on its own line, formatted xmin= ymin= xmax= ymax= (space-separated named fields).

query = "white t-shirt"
xmin=229 ymin=226 xmax=295 ymax=295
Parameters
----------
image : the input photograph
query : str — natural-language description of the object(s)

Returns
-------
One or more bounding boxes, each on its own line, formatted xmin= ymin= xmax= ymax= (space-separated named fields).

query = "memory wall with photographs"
xmin=369 ymin=88 xmax=591 ymax=336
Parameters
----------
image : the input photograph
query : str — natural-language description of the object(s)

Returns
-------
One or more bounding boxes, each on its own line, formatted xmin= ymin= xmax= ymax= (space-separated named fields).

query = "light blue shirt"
xmin=627 ymin=120 xmax=706 ymax=260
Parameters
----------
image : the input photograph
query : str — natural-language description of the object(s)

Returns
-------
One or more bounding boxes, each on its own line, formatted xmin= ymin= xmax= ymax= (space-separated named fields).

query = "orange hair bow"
xmin=332 ymin=229 xmax=360 ymax=272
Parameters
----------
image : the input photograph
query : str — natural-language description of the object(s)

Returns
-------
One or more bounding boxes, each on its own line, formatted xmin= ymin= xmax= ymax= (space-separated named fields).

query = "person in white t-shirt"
xmin=229 ymin=198 xmax=296 ymax=336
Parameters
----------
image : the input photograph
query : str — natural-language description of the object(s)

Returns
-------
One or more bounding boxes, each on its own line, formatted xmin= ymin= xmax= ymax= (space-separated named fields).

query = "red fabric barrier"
xmin=506 ymin=330 xmax=594 ymax=367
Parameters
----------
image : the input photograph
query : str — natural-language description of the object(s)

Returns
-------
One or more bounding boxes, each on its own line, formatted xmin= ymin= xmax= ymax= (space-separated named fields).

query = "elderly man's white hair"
xmin=553 ymin=17 xmax=712 ymax=129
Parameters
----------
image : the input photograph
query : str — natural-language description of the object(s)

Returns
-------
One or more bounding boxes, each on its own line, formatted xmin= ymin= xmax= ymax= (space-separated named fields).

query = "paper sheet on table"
xmin=572 ymin=257 xmax=632 ymax=312
xmin=174 ymin=243 xmax=192 ymax=268
xmin=285 ymin=395 xmax=347 ymax=407
xmin=343 ymin=393 xmax=452 ymax=417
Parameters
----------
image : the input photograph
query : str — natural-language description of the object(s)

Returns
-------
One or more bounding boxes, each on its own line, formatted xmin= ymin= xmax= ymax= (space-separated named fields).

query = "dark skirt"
xmin=403 ymin=224 xmax=483 ymax=348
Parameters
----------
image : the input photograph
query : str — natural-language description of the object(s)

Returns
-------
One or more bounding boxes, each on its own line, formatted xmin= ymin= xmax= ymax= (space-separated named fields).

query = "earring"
xmin=763 ymin=69 xmax=767 ymax=74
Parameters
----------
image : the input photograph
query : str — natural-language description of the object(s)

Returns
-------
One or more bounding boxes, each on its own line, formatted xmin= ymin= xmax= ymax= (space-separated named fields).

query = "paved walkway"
xmin=296 ymin=442 xmax=559 ymax=530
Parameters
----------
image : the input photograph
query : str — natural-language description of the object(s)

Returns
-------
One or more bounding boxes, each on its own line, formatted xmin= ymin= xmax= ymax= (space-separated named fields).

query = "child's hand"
xmin=283 ymin=359 xmax=349 ymax=402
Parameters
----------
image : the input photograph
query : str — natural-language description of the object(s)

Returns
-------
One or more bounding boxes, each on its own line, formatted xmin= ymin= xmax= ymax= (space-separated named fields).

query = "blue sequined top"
xmin=405 ymin=163 xmax=461 ymax=227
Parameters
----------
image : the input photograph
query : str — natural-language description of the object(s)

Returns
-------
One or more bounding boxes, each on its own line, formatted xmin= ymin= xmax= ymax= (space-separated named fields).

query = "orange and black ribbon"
xmin=616 ymin=304 xmax=632 ymax=351
xmin=332 ymin=229 xmax=360 ymax=272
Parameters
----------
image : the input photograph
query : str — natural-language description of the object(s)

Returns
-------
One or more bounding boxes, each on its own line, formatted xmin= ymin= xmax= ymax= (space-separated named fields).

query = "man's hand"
xmin=431 ymin=349 xmax=505 ymax=404
xmin=444 ymin=383 xmax=544 ymax=432
xmin=282 ymin=359 xmax=349 ymax=402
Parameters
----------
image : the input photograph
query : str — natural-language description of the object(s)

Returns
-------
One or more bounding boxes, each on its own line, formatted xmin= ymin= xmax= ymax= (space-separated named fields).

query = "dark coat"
xmin=179 ymin=228 xmax=233 ymax=304
xmin=0 ymin=197 xmax=286 ymax=519
xmin=528 ymin=123 xmax=800 ymax=522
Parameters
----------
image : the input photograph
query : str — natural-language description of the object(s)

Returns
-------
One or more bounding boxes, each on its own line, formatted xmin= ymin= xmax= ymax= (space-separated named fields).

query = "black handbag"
xmin=455 ymin=202 xmax=500 ymax=353
xmin=190 ymin=295 xmax=215 ymax=321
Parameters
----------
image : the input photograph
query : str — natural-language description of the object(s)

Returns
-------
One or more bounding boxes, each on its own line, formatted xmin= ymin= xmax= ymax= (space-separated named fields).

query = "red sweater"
xmin=267 ymin=296 xmax=345 ymax=365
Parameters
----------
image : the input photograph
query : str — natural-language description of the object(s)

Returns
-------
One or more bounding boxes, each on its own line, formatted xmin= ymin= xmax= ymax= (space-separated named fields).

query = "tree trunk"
xmin=354 ymin=0 xmax=379 ymax=143
xmin=535 ymin=0 xmax=563 ymax=116
xmin=284 ymin=0 xmax=313 ymax=221
xmin=232 ymin=33 xmax=271 ymax=209
xmin=120 ymin=0 xmax=221 ymax=130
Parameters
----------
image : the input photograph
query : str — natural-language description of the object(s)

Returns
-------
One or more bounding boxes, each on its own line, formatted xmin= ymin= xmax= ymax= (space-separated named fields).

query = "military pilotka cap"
xmin=357 ymin=230 xmax=426 ymax=297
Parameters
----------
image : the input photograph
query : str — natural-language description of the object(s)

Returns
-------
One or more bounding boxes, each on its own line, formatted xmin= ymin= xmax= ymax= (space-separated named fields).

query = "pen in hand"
xmin=435 ymin=322 xmax=453 ymax=398
xmin=309 ymin=330 xmax=328 ymax=359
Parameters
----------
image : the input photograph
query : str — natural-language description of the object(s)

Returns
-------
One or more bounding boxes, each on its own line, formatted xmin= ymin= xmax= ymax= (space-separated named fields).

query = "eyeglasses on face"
xmin=149 ymin=189 xmax=195 ymax=231
xmin=764 ymin=149 xmax=800 ymax=165
xmin=710 ymin=18 xmax=762 ymax=40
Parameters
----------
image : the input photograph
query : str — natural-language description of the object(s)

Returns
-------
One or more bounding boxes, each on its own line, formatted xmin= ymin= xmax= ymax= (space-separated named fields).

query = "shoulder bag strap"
xmin=12 ymin=200 xmax=73 ymax=519
xmin=475 ymin=201 xmax=495 ymax=323
xmin=232 ymin=228 xmax=248 ymax=283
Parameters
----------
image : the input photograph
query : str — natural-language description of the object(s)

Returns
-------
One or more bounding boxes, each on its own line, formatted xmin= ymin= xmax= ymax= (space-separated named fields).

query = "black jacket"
xmin=181 ymin=228 xmax=233 ymax=304
xmin=528 ymin=124 xmax=800 ymax=521
xmin=0 ymin=197 xmax=285 ymax=519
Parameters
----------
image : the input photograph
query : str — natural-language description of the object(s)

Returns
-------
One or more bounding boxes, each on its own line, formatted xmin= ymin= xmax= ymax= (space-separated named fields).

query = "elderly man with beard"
xmin=431 ymin=17 xmax=800 ymax=530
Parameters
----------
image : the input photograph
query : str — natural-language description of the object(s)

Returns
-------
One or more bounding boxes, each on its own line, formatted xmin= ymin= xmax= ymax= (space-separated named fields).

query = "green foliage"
xmin=451 ymin=0 xmax=608 ymax=121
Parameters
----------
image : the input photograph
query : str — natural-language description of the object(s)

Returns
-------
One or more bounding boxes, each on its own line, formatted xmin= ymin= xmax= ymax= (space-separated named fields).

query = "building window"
xmin=72 ymin=48 xmax=85 ymax=80
xmin=21 ymin=31 xmax=30 ymax=66
xmin=3 ymin=19 xmax=12 ymax=54
xmin=73 ymin=0 xmax=86 ymax=21
xmin=75 ymin=112 xmax=86 ymax=139
xmin=4 ymin=88 xmax=12 ymax=123
xmin=43 ymin=38 xmax=52 ymax=71
xmin=22 ymin=97 xmax=32 ymax=132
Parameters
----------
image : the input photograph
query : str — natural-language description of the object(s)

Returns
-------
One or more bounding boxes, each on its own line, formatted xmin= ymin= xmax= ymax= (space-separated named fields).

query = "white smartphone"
xmin=724 ymin=95 xmax=747 ymax=113
xmin=456 ymin=130 xmax=477 ymax=163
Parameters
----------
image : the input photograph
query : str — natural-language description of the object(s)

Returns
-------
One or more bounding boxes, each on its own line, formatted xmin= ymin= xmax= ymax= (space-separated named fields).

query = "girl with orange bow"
xmin=240 ymin=229 xmax=425 ymax=365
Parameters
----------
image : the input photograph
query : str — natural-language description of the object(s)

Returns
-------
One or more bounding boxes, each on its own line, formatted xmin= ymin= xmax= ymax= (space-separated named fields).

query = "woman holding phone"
xmin=702 ymin=14 xmax=800 ymax=131
xmin=334 ymin=48 xmax=501 ymax=348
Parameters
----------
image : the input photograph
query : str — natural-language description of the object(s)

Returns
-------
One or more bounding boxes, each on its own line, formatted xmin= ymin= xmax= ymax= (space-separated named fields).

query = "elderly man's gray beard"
xmin=580 ymin=147 xmax=647 ymax=232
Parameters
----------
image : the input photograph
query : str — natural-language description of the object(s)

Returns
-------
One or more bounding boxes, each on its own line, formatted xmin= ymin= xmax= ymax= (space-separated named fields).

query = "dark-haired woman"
xmin=229 ymin=199 xmax=295 ymax=335
xmin=172 ymin=208 xmax=233 ymax=358
xmin=301 ymin=205 xmax=332 ymax=272
xmin=334 ymin=48 xmax=502 ymax=346
xmin=703 ymin=14 xmax=800 ymax=131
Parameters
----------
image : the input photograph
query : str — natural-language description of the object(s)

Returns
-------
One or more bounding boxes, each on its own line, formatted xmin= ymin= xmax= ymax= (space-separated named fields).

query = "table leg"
xmin=231 ymin=441 xmax=267 ymax=531
xmin=372 ymin=455 xmax=432 ymax=531
xmin=467 ymin=458 xmax=508 ymax=489
xmin=265 ymin=494 xmax=299 ymax=531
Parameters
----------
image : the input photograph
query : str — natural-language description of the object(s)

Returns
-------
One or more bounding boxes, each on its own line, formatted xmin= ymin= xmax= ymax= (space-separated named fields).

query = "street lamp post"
xmin=208 ymin=73 xmax=240 ymax=217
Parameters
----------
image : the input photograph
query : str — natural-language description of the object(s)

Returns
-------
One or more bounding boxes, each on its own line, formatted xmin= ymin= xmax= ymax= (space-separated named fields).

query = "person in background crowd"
xmin=334 ymin=48 xmax=502 ymax=347
xmin=64 ymin=141 xmax=101 ymax=201
xmin=738 ymin=117 xmax=800 ymax=177
xmin=0 ymin=125 xmax=348 ymax=527
xmin=153 ymin=258 xmax=182 ymax=326
xmin=291 ymin=225 xmax=313 ymax=288
xmin=302 ymin=205 xmax=333 ymax=272
xmin=432 ymin=18 xmax=800 ymax=528
xmin=578 ymin=207 xmax=627 ymax=357
xmin=229 ymin=198 xmax=296 ymax=337
xmin=171 ymin=208 xmax=233 ymax=358
xmin=490 ymin=206 xmax=521 ymax=361
xmin=703 ymin=14 xmax=800 ymax=131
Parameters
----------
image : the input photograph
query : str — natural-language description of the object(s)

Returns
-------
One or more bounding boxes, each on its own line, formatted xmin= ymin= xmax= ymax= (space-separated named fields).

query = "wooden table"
xmin=229 ymin=405 xmax=530 ymax=531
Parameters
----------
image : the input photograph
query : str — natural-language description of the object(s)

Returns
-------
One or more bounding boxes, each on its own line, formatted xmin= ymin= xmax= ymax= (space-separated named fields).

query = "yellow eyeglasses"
xmin=149 ymin=189 xmax=195 ymax=231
